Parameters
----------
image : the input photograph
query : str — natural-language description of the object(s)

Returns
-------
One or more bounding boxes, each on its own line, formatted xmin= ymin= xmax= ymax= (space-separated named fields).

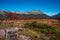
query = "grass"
xmin=0 ymin=20 xmax=60 ymax=40
xmin=24 ymin=21 xmax=60 ymax=40
xmin=18 ymin=28 xmax=42 ymax=40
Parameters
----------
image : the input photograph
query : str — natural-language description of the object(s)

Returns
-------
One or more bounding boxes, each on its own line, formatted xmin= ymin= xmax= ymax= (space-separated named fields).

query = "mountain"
xmin=0 ymin=10 xmax=50 ymax=20
xmin=14 ymin=10 xmax=50 ymax=19
xmin=52 ymin=13 xmax=60 ymax=19
xmin=25 ymin=10 xmax=43 ymax=14
xmin=0 ymin=10 xmax=8 ymax=19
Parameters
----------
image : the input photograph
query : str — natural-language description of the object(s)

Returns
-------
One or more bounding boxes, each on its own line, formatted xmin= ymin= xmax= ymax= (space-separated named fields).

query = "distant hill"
xmin=0 ymin=10 xmax=8 ymax=19
xmin=13 ymin=10 xmax=50 ymax=19
xmin=52 ymin=13 xmax=60 ymax=19
xmin=0 ymin=10 xmax=51 ymax=20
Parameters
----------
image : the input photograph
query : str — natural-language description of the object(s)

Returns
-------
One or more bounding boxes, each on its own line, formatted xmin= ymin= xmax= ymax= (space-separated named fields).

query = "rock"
xmin=18 ymin=35 xmax=31 ymax=40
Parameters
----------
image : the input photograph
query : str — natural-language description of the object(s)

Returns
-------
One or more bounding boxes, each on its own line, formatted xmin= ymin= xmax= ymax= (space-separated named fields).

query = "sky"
xmin=0 ymin=0 xmax=60 ymax=16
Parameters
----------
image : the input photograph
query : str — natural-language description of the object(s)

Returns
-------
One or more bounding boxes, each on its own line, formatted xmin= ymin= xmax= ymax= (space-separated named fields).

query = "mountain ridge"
xmin=51 ymin=12 xmax=60 ymax=19
xmin=0 ymin=10 xmax=59 ymax=20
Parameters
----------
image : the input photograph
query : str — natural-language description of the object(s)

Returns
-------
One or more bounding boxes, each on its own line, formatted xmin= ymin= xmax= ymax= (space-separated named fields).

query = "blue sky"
xmin=0 ymin=0 xmax=60 ymax=16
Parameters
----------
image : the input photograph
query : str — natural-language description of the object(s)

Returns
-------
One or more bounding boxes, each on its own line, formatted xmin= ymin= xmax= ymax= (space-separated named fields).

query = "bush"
xmin=25 ymin=22 xmax=56 ymax=34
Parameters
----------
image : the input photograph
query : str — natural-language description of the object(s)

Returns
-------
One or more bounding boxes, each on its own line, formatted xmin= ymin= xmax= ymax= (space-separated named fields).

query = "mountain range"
xmin=0 ymin=10 xmax=60 ymax=20
xmin=51 ymin=13 xmax=60 ymax=19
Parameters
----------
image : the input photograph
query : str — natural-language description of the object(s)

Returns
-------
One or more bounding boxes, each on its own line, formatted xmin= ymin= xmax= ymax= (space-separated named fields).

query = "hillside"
xmin=0 ymin=10 xmax=50 ymax=20
xmin=52 ymin=13 xmax=60 ymax=19
xmin=0 ymin=10 xmax=7 ymax=19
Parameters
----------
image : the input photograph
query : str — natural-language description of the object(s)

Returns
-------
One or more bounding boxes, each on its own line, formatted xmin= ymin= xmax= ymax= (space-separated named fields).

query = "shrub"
xmin=24 ymin=22 xmax=56 ymax=33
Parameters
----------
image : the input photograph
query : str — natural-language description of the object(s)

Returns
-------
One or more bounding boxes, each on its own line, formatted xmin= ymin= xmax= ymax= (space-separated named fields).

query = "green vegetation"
xmin=0 ymin=21 xmax=60 ymax=40
xmin=24 ymin=21 xmax=55 ymax=33
xmin=9 ymin=21 xmax=14 ymax=27
xmin=24 ymin=21 xmax=60 ymax=40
